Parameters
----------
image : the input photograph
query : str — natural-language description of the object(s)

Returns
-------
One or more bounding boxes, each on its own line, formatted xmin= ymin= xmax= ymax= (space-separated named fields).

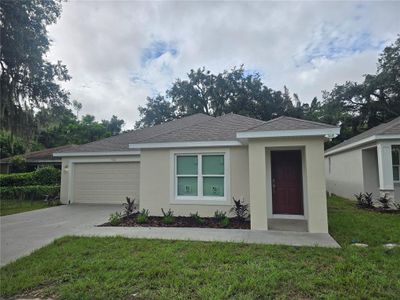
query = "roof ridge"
xmin=280 ymin=116 xmax=336 ymax=128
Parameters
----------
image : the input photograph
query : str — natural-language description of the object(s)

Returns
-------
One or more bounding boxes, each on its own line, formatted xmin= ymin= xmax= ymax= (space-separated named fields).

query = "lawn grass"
xmin=328 ymin=195 xmax=400 ymax=246
xmin=1 ymin=196 xmax=399 ymax=299
xmin=0 ymin=200 xmax=49 ymax=216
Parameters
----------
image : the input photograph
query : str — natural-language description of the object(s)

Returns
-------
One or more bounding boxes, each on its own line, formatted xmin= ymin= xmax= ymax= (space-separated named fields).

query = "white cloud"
xmin=47 ymin=1 xmax=400 ymax=129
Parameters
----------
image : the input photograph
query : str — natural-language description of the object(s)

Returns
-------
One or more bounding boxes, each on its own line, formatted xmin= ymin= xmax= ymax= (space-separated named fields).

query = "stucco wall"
xmin=248 ymin=136 xmax=328 ymax=233
xmin=139 ymin=146 xmax=250 ymax=217
xmin=60 ymin=155 xmax=140 ymax=204
xmin=325 ymin=149 xmax=364 ymax=200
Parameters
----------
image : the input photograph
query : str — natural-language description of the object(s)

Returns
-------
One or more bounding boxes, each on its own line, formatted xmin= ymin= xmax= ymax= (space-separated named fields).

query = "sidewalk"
xmin=81 ymin=226 xmax=341 ymax=248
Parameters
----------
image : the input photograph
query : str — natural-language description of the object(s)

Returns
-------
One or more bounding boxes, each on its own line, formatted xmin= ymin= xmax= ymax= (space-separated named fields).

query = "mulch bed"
xmin=101 ymin=213 xmax=250 ymax=229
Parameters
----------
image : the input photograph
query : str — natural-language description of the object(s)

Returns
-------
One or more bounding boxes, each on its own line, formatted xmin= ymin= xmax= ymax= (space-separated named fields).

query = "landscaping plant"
xmin=109 ymin=212 xmax=123 ymax=226
xmin=214 ymin=210 xmax=226 ymax=221
xmin=219 ymin=216 xmax=230 ymax=228
xmin=230 ymin=197 xmax=249 ymax=221
xmin=136 ymin=209 xmax=150 ymax=224
xmin=378 ymin=193 xmax=391 ymax=210
xmin=123 ymin=197 xmax=136 ymax=216
xmin=190 ymin=211 xmax=205 ymax=225
xmin=161 ymin=208 xmax=175 ymax=224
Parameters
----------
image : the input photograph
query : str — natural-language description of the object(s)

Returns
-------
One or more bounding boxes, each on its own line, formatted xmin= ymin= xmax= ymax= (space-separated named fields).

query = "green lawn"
xmin=0 ymin=200 xmax=49 ymax=216
xmin=1 ymin=196 xmax=399 ymax=299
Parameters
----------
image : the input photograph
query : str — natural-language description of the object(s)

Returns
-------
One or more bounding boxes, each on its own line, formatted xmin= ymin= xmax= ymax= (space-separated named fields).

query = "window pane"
xmin=392 ymin=146 xmax=400 ymax=165
xmin=203 ymin=177 xmax=224 ymax=196
xmin=177 ymin=177 xmax=198 ymax=196
xmin=177 ymin=156 xmax=197 ymax=175
xmin=393 ymin=166 xmax=399 ymax=181
xmin=202 ymin=155 xmax=224 ymax=175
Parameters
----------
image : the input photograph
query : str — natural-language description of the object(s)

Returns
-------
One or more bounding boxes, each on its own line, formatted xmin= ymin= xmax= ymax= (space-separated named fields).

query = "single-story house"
xmin=0 ymin=144 xmax=77 ymax=174
xmin=54 ymin=113 xmax=340 ymax=233
xmin=325 ymin=117 xmax=400 ymax=203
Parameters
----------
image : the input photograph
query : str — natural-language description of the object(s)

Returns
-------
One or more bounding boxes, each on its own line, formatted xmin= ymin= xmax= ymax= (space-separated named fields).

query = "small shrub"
xmin=190 ymin=211 xmax=205 ymax=225
xmin=10 ymin=155 xmax=26 ymax=173
xmin=161 ymin=208 xmax=175 ymax=225
xmin=109 ymin=212 xmax=123 ymax=226
xmin=0 ymin=172 xmax=35 ymax=186
xmin=214 ymin=210 xmax=226 ymax=221
xmin=219 ymin=216 xmax=230 ymax=228
xmin=33 ymin=167 xmax=61 ymax=185
xmin=363 ymin=192 xmax=374 ymax=208
xmin=230 ymin=197 xmax=249 ymax=221
xmin=0 ymin=185 xmax=60 ymax=200
xmin=378 ymin=194 xmax=391 ymax=210
xmin=136 ymin=209 xmax=150 ymax=224
xmin=123 ymin=197 xmax=136 ymax=216
xmin=355 ymin=193 xmax=365 ymax=208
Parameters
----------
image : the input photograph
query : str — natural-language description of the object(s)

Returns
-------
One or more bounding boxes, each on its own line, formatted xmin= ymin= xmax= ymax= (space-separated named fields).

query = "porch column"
xmin=248 ymin=141 xmax=268 ymax=230
xmin=305 ymin=139 xmax=329 ymax=233
xmin=376 ymin=142 xmax=394 ymax=199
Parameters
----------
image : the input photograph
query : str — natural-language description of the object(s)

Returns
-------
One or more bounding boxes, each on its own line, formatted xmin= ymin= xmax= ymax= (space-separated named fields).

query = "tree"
xmin=102 ymin=115 xmax=125 ymax=135
xmin=135 ymin=95 xmax=176 ymax=128
xmin=321 ymin=36 xmax=400 ymax=145
xmin=0 ymin=0 xmax=70 ymax=136
xmin=136 ymin=66 xmax=300 ymax=127
xmin=72 ymin=100 xmax=82 ymax=118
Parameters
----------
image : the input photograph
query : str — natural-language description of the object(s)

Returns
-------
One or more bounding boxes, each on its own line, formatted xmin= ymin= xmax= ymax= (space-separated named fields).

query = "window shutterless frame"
xmin=172 ymin=152 xmax=229 ymax=203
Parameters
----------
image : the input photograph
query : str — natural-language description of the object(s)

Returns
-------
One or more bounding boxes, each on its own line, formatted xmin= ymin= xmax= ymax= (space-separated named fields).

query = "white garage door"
xmin=73 ymin=162 xmax=140 ymax=204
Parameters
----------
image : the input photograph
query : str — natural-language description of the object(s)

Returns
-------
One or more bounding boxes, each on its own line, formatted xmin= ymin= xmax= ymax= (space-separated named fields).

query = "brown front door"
xmin=271 ymin=150 xmax=303 ymax=215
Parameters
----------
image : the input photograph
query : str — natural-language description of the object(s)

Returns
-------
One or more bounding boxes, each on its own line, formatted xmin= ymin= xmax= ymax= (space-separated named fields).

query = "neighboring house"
xmin=325 ymin=117 xmax=400 ymax=204
xmin=0 ymin=144 xmax=78 ymax=174
xmin=54 ymin=113 xmax=339 ymax=233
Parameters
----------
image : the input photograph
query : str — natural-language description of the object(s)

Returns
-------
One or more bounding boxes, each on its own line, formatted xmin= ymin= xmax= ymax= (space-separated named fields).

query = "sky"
xmin=47 ymin=1 xmax=400 ymax=129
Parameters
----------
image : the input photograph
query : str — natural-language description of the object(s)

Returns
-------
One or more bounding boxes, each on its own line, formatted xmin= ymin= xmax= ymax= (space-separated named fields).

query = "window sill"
xmin=170 ymin=198 xmax=231 ymax=206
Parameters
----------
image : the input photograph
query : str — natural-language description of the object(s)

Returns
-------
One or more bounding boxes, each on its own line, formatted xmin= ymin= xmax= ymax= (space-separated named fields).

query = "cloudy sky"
xmin=47 ymin=1 xmax=400 ymax=129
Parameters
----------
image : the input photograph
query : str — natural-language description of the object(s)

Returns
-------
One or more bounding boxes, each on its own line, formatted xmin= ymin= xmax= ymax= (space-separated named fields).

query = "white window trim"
xmin=169 ymin=149 xmax=231 ymax=205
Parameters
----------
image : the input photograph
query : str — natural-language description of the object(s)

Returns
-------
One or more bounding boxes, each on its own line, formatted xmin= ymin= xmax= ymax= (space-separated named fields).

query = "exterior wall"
xmin=248 ymin=136 xmax=328 ymax=233
xmin=395 ymin=183 xmax=400 ymax=203
xmin=60 ymin=155 xmax=140 ymax=204
xmin=325 ymin=149 xmax=364 ymax=200
xmin=139 ymin=146 xmax=250 ymax=217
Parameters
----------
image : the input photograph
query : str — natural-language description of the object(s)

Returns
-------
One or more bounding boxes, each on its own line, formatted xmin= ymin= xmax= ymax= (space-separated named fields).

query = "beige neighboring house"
xmin=54 ymin=113 xmax=339 ymax=233
xmin=325 ymin=117 xmax=400 ymax=204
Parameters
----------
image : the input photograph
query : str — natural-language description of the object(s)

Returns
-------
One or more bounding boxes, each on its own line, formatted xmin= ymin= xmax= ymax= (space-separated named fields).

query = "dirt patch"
xmin=100 ymin=213 xmax=250 ymax=229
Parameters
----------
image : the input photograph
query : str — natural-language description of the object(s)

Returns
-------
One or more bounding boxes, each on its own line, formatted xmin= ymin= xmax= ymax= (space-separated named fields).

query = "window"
xmin=175 ymin=153 xmax=226 ymax=200
xmin=392 ymin=145 xmax=400 ymax=182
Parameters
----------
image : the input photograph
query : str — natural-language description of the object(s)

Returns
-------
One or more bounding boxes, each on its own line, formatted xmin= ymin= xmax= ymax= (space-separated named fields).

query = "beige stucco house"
xmin=325 ymin=117 xmax=400 ymax=204
xmin=54 ymin=113 xmax=339 ymax=233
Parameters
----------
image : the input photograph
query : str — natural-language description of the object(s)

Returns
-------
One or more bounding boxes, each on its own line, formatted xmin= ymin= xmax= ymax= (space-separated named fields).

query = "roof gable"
xmin=326 ymin=116 xmax=400 ymax=154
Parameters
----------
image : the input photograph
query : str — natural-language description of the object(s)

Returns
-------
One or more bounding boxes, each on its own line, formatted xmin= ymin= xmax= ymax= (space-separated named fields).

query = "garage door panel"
xmin=73 ymin=162 xmax=140 ymax=204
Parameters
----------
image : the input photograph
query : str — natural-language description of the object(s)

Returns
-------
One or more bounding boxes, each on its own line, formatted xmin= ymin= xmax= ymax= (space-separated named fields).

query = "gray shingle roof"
xmin=242 ymin=116 xmax=337 ymax=132
xmin=55 ymin=113 xmax=337 ymax=154
xmin=327 ymin=116 xmax=400 ymax=153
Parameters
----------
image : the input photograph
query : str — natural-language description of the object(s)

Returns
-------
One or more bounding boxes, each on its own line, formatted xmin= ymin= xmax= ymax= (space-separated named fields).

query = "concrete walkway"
xmin=81 ymin=226 xmax=340 ymax=248
xmin=0 ymin=204 xmax=121 ymax=266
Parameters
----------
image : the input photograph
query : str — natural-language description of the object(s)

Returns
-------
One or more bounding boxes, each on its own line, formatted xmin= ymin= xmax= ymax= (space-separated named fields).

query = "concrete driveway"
xmin=0 ymin=204 xmax=120 ymax=266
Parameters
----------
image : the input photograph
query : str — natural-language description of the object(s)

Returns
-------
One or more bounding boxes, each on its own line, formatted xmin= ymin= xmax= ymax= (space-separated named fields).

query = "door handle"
xmin=272 ymin=178 xmax=276 ymax=193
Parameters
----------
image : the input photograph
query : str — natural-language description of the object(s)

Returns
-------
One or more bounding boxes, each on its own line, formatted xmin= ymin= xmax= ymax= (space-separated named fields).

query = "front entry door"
xmin=271 ymin=150 xmax=303 ymax=215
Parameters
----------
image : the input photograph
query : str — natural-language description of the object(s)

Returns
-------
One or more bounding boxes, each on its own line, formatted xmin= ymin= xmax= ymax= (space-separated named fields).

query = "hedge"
xmin=0 ymin=185 xmax=60 ymax=200
xmin=0 ymin=167 xmax=61 ymax=187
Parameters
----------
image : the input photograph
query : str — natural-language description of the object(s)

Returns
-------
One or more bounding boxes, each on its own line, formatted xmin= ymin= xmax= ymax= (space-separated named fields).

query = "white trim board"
xmin=130 ymin=141 xmax=242 ymax=149
xmin=237 ymin=127 xmax=340 ymax=139
xmin=54 ymin=151 xmax=140 ymax=157
xmin=325 ymin=134 xmax=400 ymax=156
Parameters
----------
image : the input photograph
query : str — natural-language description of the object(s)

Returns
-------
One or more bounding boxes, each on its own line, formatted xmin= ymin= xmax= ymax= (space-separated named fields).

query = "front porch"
xmin=248 ymin=136 xmax=329 ymax=233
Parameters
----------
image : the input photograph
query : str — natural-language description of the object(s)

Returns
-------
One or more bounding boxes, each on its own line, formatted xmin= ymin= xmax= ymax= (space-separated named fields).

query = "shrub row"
xmin=0 ymin=185 xmax=60 ymax=200
xmin=0 ymin=167 xmax=61 ymax=187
